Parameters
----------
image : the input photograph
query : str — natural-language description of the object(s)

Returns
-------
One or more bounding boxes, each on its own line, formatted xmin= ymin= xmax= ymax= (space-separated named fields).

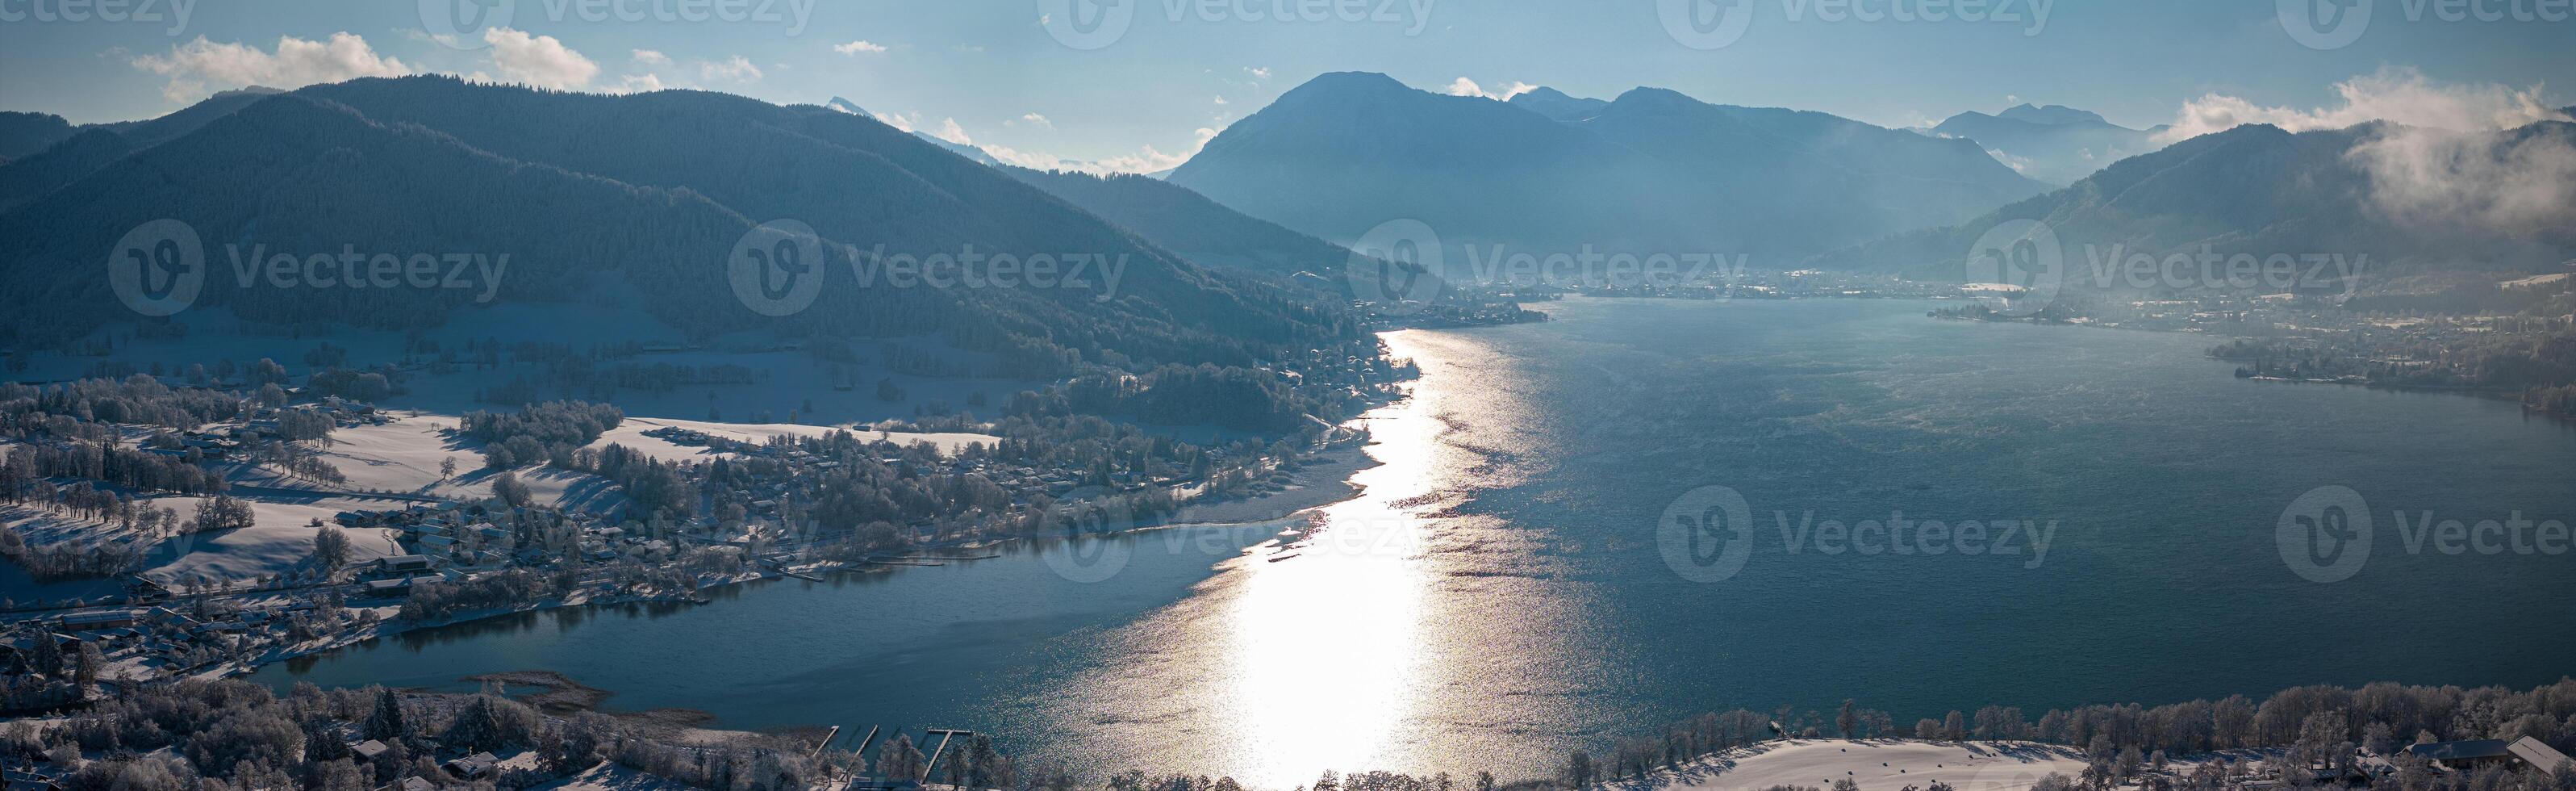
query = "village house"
xmin=361 ymin=575 xmax=442 ymax=599
xmin=441 ymin=752 xmax=499 ymax=780
xmin=365 ymin=555 xmax=439 ymax=578
xmin=2406 ymin=737 xmax=2574 ymax=773
xmin=56 ymin=609 xmax=138 ymax=630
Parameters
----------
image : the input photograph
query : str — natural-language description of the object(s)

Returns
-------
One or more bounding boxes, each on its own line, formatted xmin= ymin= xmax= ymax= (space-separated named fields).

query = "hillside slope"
xmin=0 ymin=78 xmax=1364 ymax=375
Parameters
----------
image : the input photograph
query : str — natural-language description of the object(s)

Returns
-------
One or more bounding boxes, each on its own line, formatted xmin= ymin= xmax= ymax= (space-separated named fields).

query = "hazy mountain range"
xmin=6 ymin=73 xmax=2562 ymax=358
xmin=1167 ymin=73 xmax=2054 ymax=268
xmin=999 ymin=165 xmax=1358 ymax=285
xmin=1927 ymin=103 xmax=2172 ymax=186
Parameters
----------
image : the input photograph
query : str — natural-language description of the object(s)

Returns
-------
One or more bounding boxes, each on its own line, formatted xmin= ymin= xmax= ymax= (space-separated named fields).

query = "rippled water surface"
xmin=258 ymin=298 xmax=2576 ymax=787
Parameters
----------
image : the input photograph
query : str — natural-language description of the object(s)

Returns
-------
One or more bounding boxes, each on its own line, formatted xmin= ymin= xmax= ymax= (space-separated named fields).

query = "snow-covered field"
xmin=232 ymin=411 xmax=624 ymax=513
xmin=1651 ymin=739 xmax=2091 ymax=791
xmin=2 ymin=496 xmax=405 ymax=598
xmin=127 ymin=496 xmax=406 ymax=588
xmin=301 ymin=412 xmax=1001 ymax=476
xmin=302 ymin=415 xmax=477 ymax=496
xmin=594 ymin=416 xmax=998 ymax=462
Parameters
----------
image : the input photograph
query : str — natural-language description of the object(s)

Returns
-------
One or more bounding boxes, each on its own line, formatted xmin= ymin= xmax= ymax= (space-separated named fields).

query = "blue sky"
xmin=2 ymin=0 xmax=2569 ymax=171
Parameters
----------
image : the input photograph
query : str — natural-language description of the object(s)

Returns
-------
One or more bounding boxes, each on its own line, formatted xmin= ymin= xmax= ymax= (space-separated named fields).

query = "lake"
xmin=253 ymin=297 xmax=2576 ymax=787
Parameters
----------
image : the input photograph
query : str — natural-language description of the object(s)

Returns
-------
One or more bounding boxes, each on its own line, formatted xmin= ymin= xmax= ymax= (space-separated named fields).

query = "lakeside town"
xmin=0 ymin=336 xmax=1409 ymax=710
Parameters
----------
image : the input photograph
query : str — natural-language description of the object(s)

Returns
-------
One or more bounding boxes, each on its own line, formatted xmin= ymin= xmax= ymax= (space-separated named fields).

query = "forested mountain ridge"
xmin=0 ymin=94 xmax=774 ymax=339
xmin=0 ymin=111 xmax=77 ymax=162
xmin=0 ymin=77 xmax=1367 ymax=378
xmin=0 ymin=87 xmax=283 ymax=212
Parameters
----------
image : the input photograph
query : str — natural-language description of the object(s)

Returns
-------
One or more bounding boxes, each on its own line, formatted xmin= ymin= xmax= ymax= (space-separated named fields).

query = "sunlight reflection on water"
xmin=1223 ymin=335 xmax=1442 ymax=784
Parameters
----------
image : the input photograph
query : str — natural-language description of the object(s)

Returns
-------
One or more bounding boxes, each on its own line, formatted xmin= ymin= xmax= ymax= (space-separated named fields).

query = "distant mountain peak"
xmin=824 ymin=96 xmax=866 ymax=115
xmin=1508 ymin=86 xmax=1611 ymax=122
xmin=1301 ymin=70 xmax=1407 ymax=89
xmin=1605 ymin=86 xmax=1697 ymax=107
xmin=1275 ymin=71 xmax=1418 ymax=103
xmin=1997 ymin=103 xmax=2109 ymax=126
xmin=1929 ymin=103 xmax=2169 ymax=186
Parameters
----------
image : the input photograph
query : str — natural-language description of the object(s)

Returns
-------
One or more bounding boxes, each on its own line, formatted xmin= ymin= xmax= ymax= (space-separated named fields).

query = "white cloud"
xmin=1445 ymin=77 xmax=1538 ymax=102
xmin=2158 ymin=68 xmax=2576 ymax=238
xmin=931 ymin=118 xmax=973 ymax=145
xmin=2347 ymin=119 xmax=2576 ymax=238
xmin=132 ymin=32 xmax=412 ymax=102
xmin=699 ymin=55 xmax=764 ymax=82
xmin=833 ymin=40 xmax=888 ymax=55
xmin=2156 ymin=67 xmax=2567 ymax=144
xmin=871 ymin=111 xmax=918 ymax=133
xmin=1013 ymin=113 xmax=1054 ymax=128
xmin=1213 ymin=95 xmax=1229 ymax=106
xmin=980 ymin=128 xmax=1221 ymax=175
xmin=606 ymin=73 xmax=669 ymax=94
xmin=873 ymin=111 xmax=973 ymax=145
xmin=482 ymin=27 xmax=599 ymax=90
xmin=632 ymin=49 xmax=671 ymax=66
xmin=1245 ymin=66 xmax=1271 ymax=80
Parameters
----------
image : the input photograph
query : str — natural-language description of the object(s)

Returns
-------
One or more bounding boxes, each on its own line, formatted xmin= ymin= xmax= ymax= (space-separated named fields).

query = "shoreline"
xmin=221 ymin=394 xmax=1408 ymax=697
xmin=1927 ymin=303 xmax=2575 ymax=418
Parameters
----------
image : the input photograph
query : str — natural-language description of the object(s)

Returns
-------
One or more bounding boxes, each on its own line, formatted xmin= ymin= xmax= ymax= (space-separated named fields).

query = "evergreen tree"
xmin=364 ymin=688 xmax=407 ymax=742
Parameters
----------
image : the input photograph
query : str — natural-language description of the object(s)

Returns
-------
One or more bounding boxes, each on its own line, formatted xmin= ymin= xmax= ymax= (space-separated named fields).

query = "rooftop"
xmin=2407 ymin=739 xmax=2511 ymax=762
